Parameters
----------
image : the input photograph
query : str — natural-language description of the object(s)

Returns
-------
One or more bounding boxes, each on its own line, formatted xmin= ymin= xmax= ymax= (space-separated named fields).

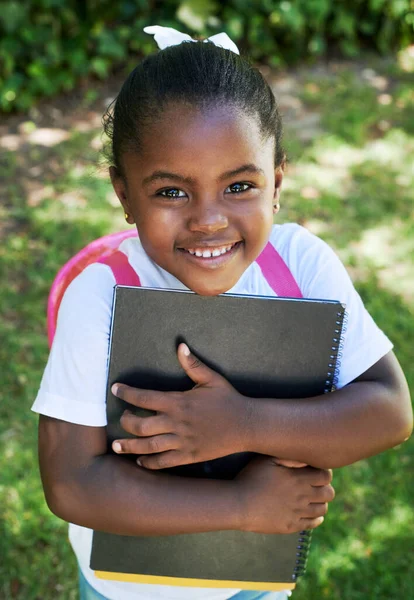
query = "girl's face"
xmin=111 ymin=103 xmax=283 ymax=296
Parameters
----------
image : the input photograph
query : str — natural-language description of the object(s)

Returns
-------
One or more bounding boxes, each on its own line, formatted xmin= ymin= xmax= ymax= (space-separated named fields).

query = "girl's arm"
xmin=113 ymin=347 xmax=412 ymax=470
xmin=38 ymin=415 xmax=334 ymax=535
xmin=33 ymin=267 xmax=331 ymax=536
xmin=244 ymin=350 xmax=412 ymax=469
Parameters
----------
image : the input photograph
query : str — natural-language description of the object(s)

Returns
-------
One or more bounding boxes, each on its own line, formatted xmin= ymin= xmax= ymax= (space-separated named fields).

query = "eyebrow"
xmin=142 ymin=164 xmax=265 ymax=186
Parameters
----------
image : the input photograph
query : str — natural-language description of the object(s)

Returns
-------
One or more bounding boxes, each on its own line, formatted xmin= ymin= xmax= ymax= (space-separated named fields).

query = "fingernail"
xmin=182 ymin=344 xmax=190 ymax=356
xmin=113 ymin=442 xmax=122 ymax=453
xmin=111 ymin=384 xmax=119 ymax=396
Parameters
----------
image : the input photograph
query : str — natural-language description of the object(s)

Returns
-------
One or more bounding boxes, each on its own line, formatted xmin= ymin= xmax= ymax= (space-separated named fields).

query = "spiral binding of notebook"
xmin=324 ymin=308 xmax=347 ymax=393
xmin=294 ymin=306 xmax=347 ymax=581
xmin=292 ymin=530 xmax=312 ymax=580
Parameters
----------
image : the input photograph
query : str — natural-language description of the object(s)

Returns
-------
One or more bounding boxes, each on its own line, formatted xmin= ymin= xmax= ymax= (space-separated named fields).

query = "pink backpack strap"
xmin=98 ymin=251 xmax=141 ymax=286
xmin=256 ymin=242 xmax=302 ymax=298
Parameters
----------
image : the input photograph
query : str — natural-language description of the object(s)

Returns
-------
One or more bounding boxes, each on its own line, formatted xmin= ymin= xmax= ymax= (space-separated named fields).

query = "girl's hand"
xmin=111 ymin=344 xmax=251 ymax=469
xmin=236 ymin=457 xmax=334 ymax=534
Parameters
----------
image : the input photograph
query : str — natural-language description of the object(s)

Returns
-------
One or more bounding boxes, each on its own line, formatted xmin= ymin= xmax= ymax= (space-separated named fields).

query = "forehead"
xmin=123 ymin=103 xmax=274 ymax=178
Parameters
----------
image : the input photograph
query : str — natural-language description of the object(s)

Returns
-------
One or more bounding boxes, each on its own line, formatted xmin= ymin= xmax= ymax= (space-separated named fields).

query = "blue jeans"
xmin=78 ymin=568 xmax=290 ymax=600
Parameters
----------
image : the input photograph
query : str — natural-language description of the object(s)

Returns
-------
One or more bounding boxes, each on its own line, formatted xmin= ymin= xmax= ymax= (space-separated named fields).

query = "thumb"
xmin=177 ymin=343 xmax=216 ymax=386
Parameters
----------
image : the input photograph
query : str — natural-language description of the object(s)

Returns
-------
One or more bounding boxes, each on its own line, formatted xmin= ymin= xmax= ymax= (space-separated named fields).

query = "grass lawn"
xmin=0 ymin=54 xmax=413 ymax=599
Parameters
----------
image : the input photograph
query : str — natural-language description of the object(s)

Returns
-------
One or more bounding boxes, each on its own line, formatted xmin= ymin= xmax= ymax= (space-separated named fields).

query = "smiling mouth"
xmin=183 ymin=242 xmax=237 ymax=258
xmin=177 ymin=241 xmax=242 ymax=262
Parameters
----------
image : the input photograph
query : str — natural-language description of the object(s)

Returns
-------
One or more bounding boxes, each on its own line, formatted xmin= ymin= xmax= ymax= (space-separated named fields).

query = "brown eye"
xmin=159 ymin=188 xmax=186 ymax=199
xmin=226 ymin=182 xmax=251 ymax=194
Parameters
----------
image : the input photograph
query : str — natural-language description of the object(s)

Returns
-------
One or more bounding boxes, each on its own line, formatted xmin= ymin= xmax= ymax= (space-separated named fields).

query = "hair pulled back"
xmin=103 ymin=41 xmax=284 ymax=173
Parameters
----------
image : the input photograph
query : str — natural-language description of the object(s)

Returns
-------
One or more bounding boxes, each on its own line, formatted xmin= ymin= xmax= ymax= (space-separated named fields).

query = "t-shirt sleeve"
xmin=274 ymin=225 xmax=393 ymax=388
xmin=31 ymin=264 xmax=115 ymax=426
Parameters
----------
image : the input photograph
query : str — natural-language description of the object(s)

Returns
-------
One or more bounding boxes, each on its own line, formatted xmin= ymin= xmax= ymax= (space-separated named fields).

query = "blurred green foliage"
xmin=1 ymin=0 xmax=413 ymax=112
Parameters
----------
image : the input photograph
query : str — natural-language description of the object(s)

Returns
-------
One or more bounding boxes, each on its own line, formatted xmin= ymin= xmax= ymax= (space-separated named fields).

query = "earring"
xmin=124 ymin=212 xmax=129 ymax=220
xmin=273 ymin=202 xmax=280 ymax=213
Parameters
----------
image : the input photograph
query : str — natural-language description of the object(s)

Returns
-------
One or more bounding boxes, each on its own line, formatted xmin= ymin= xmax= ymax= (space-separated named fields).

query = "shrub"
xmin=1 ymin=0 xmax=413 ymax=112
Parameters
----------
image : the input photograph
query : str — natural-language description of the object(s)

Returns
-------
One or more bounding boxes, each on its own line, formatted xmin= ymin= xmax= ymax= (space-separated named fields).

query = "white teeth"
xmin=186 ymin=243 xmax=235 ymax=258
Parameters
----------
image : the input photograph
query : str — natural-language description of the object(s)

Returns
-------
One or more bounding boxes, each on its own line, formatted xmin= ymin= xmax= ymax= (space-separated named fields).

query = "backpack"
xmin=47 ymin=230 xmax=302 ymax=347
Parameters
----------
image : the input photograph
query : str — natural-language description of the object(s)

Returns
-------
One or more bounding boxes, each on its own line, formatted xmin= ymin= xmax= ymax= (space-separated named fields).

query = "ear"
xmin=109 ymin=166 xmax=135 ymax=224
xmin=273 ymin=160 xmax=285 ymax=214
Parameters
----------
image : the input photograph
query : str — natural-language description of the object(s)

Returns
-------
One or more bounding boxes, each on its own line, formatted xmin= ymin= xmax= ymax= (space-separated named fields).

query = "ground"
xmin=0 ymin=53 xmax=413 ymax=599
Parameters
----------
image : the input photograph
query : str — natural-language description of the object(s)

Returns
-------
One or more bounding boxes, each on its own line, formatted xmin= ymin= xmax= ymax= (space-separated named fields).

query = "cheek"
xmin=236 ymin=210 xmax=273 ymax=265
xmin=136 ymin=210 xmax=179 ymax=256
xmin=244 ymin=200 xmax=274 ymax=235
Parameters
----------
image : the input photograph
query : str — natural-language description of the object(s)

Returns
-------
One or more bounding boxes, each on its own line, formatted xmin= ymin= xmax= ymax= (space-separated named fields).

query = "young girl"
xmin=33 ymin=26 xmax=412 ymax=600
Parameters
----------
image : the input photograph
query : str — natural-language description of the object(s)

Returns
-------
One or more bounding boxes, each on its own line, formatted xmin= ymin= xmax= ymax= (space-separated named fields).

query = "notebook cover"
xmin=91 ymin=288 xmax=345 ymax=588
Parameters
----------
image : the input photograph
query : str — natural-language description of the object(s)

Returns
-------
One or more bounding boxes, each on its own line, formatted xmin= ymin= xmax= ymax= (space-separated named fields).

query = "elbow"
xmin=42 ymin=479 xmax=83 ymax=524
xmin=393 ymin=407 xmax=413 ymax=447
xmin=383 ymin=358 xmax=413 ymax=447
xmin=313 ymin=393 xmax=413 ymax=470
xmin=361 ymin=386 xmax=413 ymax=463
xmin=362 ymin=381 xmax=413 ymax=456
xmin=388 ymin=384 xmax=413 ymax=447
xmin=43 ymin=483 xmax=71 ymax=522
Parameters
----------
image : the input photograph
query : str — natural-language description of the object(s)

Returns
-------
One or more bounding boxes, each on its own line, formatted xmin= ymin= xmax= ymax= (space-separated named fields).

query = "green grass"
xmin=1 ymin=57 xmax=413 ymax=599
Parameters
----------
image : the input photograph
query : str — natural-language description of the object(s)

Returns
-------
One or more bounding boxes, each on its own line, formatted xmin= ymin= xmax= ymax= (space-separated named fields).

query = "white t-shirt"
xmin=32 ymin=223 xmax=392 ymax=600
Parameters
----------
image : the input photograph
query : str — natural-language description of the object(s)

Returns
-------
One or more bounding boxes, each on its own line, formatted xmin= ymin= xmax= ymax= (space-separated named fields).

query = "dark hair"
xmin=103 ymin=41 xmax=284 ymax=173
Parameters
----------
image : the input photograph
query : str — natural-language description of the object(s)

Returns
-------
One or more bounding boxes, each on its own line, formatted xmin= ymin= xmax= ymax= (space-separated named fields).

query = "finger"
xmin=111 ymin=383 xmax=169 ymax=412
xmin=177 ymin=343 xmax=219 ymax=386
xmin=299 ymin=516 xmax=325 ymax=530
xmin=301 ymin=467 xmax=333 ymax=486
xmin=137 ymin=450 xmax=190 ymax=470
xmin=120 ymin=412 xmax=171 ymax=437
xmin=311 ymin=483 xmax=335 ymax=503
xmin=311 ymin=468 xmax=333 ymax=486
xmin=112 ymin=434 xmax=177 ymax=455
xmin=301 ymin=502 xmax=329 ymax=519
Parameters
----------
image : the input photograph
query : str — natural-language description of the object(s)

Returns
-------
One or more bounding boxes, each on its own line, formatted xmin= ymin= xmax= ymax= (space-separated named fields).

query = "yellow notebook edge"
xmin=94 ymin=571 xmax=296 ymax=591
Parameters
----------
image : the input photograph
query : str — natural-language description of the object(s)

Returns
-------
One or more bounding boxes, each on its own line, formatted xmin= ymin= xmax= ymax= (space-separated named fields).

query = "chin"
xmin=193 ymin=289 xmax=227 ymax=297
xmin=187 ymin=281 xmax=234 ymax=297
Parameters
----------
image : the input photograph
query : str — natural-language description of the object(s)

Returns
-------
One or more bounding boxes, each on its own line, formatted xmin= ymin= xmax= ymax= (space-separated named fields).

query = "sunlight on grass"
xmin=307 ymin=136 xmax=364 ymax=168
xmin=352 ymin=220 xmax=414 ymax=302
xmin=284 ymin=130 xmax=413 ymax=200
xmin=27 ymin=128 xmax=71 ymax=146
xmin=315 ymin=501 xmax=414 ymax=582
xmin=365 ymin=129 xmax=413 ymax=164
xmin=367 ymin=504 xmax=413 ymax=541
xmin=284 ymin=156 xmax=349 ymax=196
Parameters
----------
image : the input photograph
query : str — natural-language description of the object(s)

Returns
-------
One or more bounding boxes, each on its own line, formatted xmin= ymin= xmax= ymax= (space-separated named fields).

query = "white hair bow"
xmin=144 ymin=25 xmax=240 ymax=55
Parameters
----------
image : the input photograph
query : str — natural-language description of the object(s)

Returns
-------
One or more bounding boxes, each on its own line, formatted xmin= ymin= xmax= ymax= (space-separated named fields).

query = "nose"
xmin=188 ymin=203 xmax=229 ymax=234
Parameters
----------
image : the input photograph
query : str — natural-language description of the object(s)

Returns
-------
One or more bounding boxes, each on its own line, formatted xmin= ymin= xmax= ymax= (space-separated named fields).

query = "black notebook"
xmin=90 ymin=287 xmax=346 ymax=591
